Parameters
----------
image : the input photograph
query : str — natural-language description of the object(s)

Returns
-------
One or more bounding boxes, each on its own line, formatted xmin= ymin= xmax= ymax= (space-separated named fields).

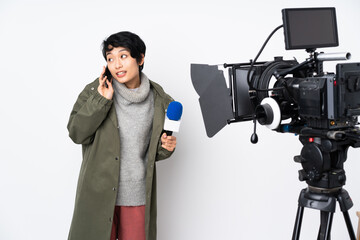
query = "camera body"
xmin=191 ymin=7 xmax=360 ymax=139
xmin=284 ymin=63 xmax=360 ymax=130
xmin=242 ymin=58 xmax=360 ymax=133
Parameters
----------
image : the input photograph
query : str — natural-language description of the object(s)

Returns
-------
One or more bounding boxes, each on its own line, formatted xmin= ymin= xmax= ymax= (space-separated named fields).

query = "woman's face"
xmin=106 ymin=46 xmax=144 ymax=89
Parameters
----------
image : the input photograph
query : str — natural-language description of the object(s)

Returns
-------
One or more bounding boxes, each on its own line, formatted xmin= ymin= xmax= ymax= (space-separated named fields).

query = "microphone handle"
xmin=163 ymin=130 xmax=173 ymax=136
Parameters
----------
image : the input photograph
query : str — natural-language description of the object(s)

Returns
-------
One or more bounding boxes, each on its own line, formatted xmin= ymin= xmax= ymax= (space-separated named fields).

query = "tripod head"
xmin=294 ymin=127 xmax=360 ymax=190
xmin=292 ymin=128 xmax=360 ymax=240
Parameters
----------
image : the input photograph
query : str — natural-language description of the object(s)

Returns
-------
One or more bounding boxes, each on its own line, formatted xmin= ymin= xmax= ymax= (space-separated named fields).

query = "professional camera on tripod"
xmin=191 ymin=7 xmax=360 ymax=240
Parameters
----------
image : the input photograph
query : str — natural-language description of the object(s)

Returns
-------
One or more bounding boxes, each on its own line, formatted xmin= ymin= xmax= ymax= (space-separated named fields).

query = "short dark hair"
xmin=102 ymin=31 xmax=146 ymax=71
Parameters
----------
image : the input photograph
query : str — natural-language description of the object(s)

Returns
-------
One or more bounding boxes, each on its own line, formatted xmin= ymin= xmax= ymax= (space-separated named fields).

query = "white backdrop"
xmin=1 ymin=0 xmax=360 ymax=239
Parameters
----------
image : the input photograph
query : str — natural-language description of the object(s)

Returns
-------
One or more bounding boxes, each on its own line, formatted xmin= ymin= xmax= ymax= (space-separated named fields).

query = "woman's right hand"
xmin=97 ymin=66 xmax=114 ymax=100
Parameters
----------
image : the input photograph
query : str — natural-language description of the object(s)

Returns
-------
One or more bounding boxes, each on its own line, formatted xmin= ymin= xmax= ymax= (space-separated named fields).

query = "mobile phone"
xmin=104 ymin=66 xmax=112 ymax=88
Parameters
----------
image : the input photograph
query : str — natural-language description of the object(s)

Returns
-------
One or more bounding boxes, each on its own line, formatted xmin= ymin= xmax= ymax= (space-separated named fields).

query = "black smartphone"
xmin=104 ymin=66 xmax=112 ymax=88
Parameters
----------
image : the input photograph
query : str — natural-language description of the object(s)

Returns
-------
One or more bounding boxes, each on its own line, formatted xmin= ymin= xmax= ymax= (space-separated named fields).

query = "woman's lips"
xmin=116 ymin=71 xmax=126 ymax=78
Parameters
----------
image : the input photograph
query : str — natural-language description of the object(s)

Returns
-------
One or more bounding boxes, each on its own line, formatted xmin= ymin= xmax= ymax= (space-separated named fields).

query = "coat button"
xmin=112 ymin=187 xmax=116 ymax=191
xmin=115 ymin=157 xmax=119 ymax=161
xmin=91 ymin=87 xmax=94 ymax=90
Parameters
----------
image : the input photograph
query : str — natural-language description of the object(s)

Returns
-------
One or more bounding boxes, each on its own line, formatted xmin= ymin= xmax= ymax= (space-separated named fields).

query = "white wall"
xmin=1 ymin=0 xmax=360 ymax=239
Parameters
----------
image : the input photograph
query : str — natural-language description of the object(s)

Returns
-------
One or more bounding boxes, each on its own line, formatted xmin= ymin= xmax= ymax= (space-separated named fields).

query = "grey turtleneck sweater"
xmin=112 ymin=73 xmax=154 ymax=206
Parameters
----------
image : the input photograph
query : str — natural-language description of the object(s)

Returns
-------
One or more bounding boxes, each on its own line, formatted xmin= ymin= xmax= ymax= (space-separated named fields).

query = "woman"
xmin=67 ymin=31 xmax=177 ymax=240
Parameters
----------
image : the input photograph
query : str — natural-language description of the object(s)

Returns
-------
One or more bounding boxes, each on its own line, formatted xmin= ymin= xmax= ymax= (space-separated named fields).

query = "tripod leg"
xmin=292 ymin=206 xmax=304 ymax=240
xmin=317 ymin=211 xmax=333 ymax=240
xmin=342 ymin=211 xmax=356 ymax=240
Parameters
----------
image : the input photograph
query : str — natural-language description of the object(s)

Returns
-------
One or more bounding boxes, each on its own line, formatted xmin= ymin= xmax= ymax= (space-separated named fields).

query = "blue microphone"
xmin=163 ymin=101 xmax=183 ymax=136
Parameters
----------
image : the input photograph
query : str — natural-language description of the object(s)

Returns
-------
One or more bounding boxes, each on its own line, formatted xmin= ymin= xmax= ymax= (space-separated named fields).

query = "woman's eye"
xmin=121 ymin=54 xmax=127 ymax=59
xmin=107 ymin=58 xmax=113 ymax=62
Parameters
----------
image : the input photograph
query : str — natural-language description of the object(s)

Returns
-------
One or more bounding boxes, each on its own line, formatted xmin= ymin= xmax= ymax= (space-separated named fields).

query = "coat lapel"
xmin=152 ymin=93 xmax=163 ymax=143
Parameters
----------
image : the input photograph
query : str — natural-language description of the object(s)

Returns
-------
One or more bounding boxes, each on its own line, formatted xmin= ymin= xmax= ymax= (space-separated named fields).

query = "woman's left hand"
xmin=161 ymin=133 xmax=177 ymax=152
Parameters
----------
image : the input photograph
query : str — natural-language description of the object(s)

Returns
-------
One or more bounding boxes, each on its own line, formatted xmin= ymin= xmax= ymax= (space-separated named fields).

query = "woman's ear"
xmin=139 ymin=54 xmax=145 ymax=66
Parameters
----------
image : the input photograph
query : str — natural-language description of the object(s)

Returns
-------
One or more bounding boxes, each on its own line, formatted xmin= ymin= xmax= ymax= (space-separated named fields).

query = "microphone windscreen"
xmin=166 ymin=101 xmax=183 ymax=121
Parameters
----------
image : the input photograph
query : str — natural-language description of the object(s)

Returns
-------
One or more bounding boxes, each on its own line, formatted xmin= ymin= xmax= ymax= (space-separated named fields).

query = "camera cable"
xmin=247 ymin=24 xmax=284 ymax=91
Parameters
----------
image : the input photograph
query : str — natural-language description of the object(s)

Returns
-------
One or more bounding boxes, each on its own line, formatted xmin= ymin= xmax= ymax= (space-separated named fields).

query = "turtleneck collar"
xmin=112 ymin=73 xmax=151 ymax=103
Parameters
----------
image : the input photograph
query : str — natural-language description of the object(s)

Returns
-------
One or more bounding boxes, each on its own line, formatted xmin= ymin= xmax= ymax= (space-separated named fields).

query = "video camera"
xmin=191 ymin=8 xmax=360 ymax=239
xmin=191 ymin=7 xmax=360 ymax=142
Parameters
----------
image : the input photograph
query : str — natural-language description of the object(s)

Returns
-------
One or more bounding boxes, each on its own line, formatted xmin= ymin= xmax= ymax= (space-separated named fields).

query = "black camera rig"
xmin=191 ymin=7 xmax=360 ymax=240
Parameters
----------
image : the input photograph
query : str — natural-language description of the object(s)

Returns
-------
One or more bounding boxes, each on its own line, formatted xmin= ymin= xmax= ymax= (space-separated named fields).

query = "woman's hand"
xmin=161 ymin=133 xmax=177 ymax=152
xmin=97 ymin=66 xmax=114 ymax=100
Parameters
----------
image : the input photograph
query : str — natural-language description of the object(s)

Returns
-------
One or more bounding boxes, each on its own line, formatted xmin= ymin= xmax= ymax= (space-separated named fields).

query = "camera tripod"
xmin=292 ymin=187 xmax=355 ymax=240
xmin=291 ymin=134 xmax=357 ymax=240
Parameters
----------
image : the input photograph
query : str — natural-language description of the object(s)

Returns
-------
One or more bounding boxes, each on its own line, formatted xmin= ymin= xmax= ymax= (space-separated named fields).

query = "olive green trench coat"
xmin=67 ymin=78 xmax=174 ymax=240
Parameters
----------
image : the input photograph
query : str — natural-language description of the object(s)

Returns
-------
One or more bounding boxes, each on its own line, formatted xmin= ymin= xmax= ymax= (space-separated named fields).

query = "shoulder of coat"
xmin=149 ymin=80 xmax=174 ymax=103
xmin=75 ymin=79 xmax=100 ymax=100
xmin=88 ymin=78 xmax=100 ymax=90
xmin=81 ymin=78 xmax=100 ymax=92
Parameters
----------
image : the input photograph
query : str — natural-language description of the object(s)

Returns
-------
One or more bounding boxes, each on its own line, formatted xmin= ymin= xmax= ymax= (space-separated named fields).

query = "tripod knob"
xmin=298 ymin=169 xmax=320 ymax=182
xmin=298 ymin=170 xmax=307 ymax=181
xmin=338 ymin=173 xmax=346 ymax=185
xmin=294 ymin=155 xmax=306 ymax=163
xmin=307 ymin=170 xmax=320 ymax=181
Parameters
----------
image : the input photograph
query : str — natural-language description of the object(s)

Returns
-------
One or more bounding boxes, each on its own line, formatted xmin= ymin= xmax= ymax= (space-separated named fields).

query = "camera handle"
xmin=274 ymin=58 xmax=314 ymax=78
xmin=274 ymin=50 xmax=351 ymax=79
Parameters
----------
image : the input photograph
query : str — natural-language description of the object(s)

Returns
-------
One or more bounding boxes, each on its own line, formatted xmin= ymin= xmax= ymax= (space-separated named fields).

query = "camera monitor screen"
xmin=282 ymin=8 xmax=338 ymax=50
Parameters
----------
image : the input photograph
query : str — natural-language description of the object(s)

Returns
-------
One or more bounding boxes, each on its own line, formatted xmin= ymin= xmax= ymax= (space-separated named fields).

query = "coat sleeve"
xmin=156 ymin=143 xmax=175 ymax=161
xmin=67 ymin=81 xmax=113 ymax=145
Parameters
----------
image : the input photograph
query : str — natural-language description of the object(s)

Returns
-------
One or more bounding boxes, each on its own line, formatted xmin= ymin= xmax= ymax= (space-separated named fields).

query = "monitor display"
xmin=282 ymin=8 xmax=338 ymax=50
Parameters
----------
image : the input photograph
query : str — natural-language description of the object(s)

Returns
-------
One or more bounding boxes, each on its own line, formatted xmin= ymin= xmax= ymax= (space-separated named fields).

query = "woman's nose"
xmin=115 ymin=59 xmax=123 ymax=68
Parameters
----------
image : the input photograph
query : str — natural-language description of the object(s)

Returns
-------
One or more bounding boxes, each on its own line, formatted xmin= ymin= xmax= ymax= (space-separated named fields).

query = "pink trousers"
xmin=110 ymin=205 xmax=146 ymax=240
